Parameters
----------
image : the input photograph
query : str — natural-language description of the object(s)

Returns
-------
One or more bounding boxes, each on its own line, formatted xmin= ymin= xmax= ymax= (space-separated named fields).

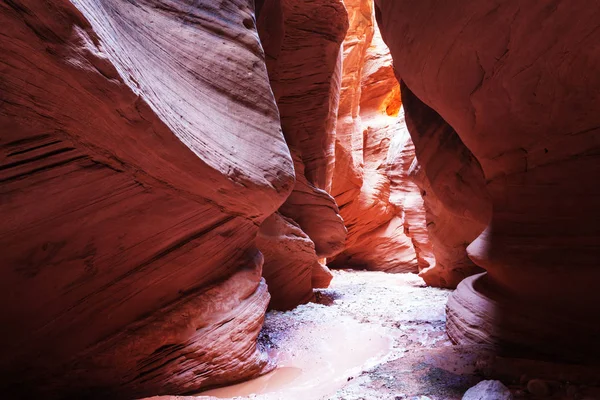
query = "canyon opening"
xmin=1 ymin=1 xmax=599 ymax=400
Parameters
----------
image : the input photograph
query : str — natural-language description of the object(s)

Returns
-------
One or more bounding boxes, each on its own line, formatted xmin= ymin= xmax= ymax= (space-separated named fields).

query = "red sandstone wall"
xmin=256 ymin=0 xmax=349 ymax=309
xmin=0 ymin=0 xmax=294 ymax=397
xmin=375 ymin=0 xmax=600 ymax=362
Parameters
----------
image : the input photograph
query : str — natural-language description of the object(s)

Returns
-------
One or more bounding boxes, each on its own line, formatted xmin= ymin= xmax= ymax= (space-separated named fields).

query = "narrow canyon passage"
xmin=1 ymin=0 xmax=600 ymax=399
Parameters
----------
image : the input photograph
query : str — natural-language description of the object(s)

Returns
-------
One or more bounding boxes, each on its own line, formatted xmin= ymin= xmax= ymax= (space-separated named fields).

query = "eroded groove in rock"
xmin=0 ymin=0 xmax=294 ymax=397
xmin=51 ymin=255 xmax=270 ymax=399
xmin=376 ymin=0 xmax=600 ymax=362
xmin=255 ymin=0 xmax=348 ymax=308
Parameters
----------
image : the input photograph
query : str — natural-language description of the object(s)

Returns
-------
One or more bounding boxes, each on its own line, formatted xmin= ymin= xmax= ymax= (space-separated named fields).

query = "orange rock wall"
xmin=329 ymin=0 xmax=488 ymax=287
xmin=328 ymin=0 xmax=432 ymax=274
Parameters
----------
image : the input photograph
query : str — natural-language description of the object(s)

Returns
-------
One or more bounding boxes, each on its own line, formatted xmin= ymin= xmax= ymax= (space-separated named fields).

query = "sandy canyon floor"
xmin=149 ymin=270 xmax=600 ymax=400
xmin=201 ymin=270 xmax=456 ymax=400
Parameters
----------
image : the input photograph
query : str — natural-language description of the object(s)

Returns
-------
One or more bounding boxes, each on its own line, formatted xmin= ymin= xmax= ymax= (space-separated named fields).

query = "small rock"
xmin=527 ymin=379 xmax=551 ymax=397
xmin=463 ymin=380 xmax=513 ymax=400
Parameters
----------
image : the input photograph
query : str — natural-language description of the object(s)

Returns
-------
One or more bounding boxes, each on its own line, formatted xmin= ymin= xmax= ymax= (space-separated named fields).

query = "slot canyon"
xmin=0 ymin=0 xmax=599 ymax=399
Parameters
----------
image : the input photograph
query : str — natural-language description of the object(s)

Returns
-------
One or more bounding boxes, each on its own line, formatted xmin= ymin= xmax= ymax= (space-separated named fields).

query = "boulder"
xmin=463 ymin=380 xmax=513 ymax=400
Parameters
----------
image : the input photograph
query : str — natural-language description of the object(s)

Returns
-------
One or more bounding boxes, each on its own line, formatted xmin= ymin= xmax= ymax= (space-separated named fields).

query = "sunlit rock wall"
xmin=328 ymin=0 xmax=432 ymax=274
xmin=331 ymin=0 xmax=487 ymax=287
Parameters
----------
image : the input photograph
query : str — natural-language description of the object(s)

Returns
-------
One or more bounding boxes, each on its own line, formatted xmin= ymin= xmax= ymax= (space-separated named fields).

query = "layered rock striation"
xmin=256 ymin=0 xmax=348 ymax=309
xmin=0 ymin=0 xmax=294 ymax=397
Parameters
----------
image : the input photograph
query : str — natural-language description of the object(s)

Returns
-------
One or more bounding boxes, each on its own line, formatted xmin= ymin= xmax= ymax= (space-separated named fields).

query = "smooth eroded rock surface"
xmin=376 ymin=0 xmax=600 ymax=362
xmin=0 ymin=0 xmax=294 ymax=397
xmin=401 ymin=83 xmax=490 ymax=288
xmin=256 ymin=0 xmax=348 ymax=308
xmin=257 ymin=213 xmax=328 ymax=310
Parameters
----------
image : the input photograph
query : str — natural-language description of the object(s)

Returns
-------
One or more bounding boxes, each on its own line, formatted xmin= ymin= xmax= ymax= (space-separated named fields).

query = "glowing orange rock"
xmin=329 ymin=0 xmax=429 ymax=273
xmin=256 ymin=0 xmax=348 ymax=308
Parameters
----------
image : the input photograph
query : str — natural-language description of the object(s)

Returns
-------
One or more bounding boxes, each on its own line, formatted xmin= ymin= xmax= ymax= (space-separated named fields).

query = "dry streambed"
xmin=199 ymin=270 xmax=456 ymax=399
xmin=148 ymin=270 xmax=600 ymax=400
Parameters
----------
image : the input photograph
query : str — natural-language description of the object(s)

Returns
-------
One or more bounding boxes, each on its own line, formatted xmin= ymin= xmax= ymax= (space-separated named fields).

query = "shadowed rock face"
xmin=401 ymin=83 xmax=490 ymax=288
xmin=257 ymin=212 xmax=332 ymax=311
xmin=258 ymin=0 xmax=348 ymax=193
xmin=376 ymin=0 xmax=600 ymax=362
xmin=0 ymin=0 xmax=294 ymax=397
xmin=386 ymin=115 xmax=436 ymax=274
xmin=256 ymin=0 xmax=348 ymax=310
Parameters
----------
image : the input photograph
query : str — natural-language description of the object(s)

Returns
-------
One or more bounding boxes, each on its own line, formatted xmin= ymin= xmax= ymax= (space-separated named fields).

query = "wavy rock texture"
xmin=258 ymin=0 xmax=348 ymax=192
xmin=401 ymin=83 xmax=490 ymax=288
xmin=328 ymin=0 xmax=429 ymax=273
xmin=376 ymin=0 xmax=600 ymax=362
xmin=256 ymin=0 xmax=348 ymax=308
xmin=256 ymin=212 xmax=332 ymax=310
xmin=387 ymin=115 xmax=436 ymax=273
xmin=0 ymin=0 xmax=294 ymax=397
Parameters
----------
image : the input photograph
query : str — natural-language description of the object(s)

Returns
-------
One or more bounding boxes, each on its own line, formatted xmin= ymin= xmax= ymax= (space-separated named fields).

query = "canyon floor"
xmin=148 ymin=270 xmax=600 ymax=400
xmin=153 ymin=270 xmax=472 ymax=400
xmin=202 ymin=269 xmax=457 ymax=400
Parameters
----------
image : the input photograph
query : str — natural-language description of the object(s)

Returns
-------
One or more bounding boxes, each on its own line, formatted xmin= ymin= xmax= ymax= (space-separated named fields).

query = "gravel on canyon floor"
xmin=150 ymin=270 xmax=600 ymax=400
xmin=199 ymin=270 xmax=461 ymax=400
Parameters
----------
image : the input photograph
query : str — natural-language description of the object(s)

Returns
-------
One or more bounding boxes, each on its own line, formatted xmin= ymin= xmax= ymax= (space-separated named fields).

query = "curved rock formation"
xmin=401 ymin=83 xmax=490 ymax=288
xmin=278 ymin=154 xmax=347 ymax=259
xmin=387 ymin=115 xmax=436 ymax=273
xmin=376 ymin=0 xmax=600 ymax=362
xmin=0 ymin=0 xmax=294 ymax=397
xmin=257 ymin=212 xmax=332 ymax=310
xmin=258 ymin=0 xmax=348 ymax=192
xmin=328 ymin=0 xmax=429 ymax=273
xmin=256 ymin=0 xmax=348 ymax=307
